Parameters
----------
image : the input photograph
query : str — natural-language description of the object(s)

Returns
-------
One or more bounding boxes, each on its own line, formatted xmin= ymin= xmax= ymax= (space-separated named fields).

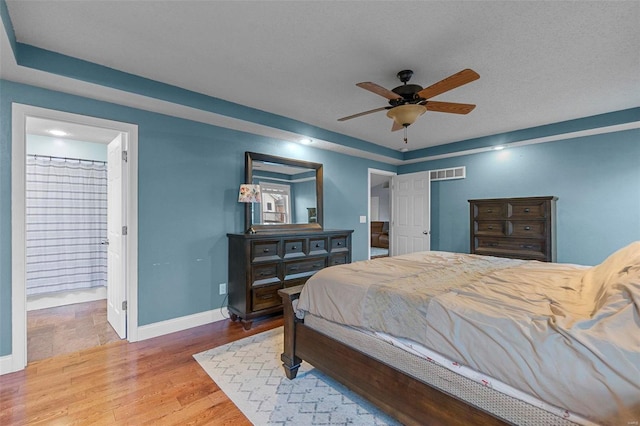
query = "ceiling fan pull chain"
xmin=403 ymin=126 xmax=408 ymax=144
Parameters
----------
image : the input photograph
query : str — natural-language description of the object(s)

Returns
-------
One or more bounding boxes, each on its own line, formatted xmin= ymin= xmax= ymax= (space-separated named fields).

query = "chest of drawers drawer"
xmin=284 ymin=257 xmax=326 ymax=280
xmin=251 ymin=240 xmax=280 ymax=262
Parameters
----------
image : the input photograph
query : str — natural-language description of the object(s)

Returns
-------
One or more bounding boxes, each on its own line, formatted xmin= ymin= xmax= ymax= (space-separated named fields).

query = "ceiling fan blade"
xmin=417 ymin=69 xmax=480 ymax=100
xmin=391 ymin=121 xmax=404 ymax=132
xmin=337 ymin=106 xmax=388 ymax=121
xmin=425 ymin=101 xmax=476 ymax=115
xmin=356 ymin=82 xmax=402 ymax=100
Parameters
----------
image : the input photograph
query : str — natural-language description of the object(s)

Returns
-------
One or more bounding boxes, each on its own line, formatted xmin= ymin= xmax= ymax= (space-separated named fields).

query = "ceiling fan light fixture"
xmin=386 ymin=104 xmax=427 ymax=127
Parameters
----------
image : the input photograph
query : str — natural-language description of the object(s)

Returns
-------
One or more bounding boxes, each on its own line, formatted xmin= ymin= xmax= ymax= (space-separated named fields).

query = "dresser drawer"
xmin=251 ymin=240 xmax=281 ymax=262
xmin=473 ymin=202 xmax=504 ymax=220
xmin=474 ymin=220 xmax=505 ymax=236
xmin=330 ymin=236 xmax=349 ymax=252
xmin=508 ymin=221 xmax=546 ymax=238
xmin=284 ymin=238 xmax=305 ymax=259
xmin=329 ymin=253 xmax=349 ymax=266
xmin=251 ymin=263 xmax=280 ymax=286
xmin=284 ymin=257 xmax=326 ymax=280
xmin=309 ymin=237 xmax=328 ymax=255
xmin=252 ymin=284 xmax=282 ymax=311
xmin=508 ymin=202 xmax=547 ymax=219
xmin=474 ymin=237 xmax=547 ymax=259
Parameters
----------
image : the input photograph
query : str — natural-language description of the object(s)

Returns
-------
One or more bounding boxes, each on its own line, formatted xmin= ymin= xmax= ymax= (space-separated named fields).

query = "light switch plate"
xmin=359 ymin=216 xmax=367 ymax=223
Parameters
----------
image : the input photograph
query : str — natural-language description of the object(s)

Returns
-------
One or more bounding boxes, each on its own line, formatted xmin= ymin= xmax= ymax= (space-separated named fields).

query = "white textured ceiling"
xmin=5 ymin=1 xmax=640 ymax=152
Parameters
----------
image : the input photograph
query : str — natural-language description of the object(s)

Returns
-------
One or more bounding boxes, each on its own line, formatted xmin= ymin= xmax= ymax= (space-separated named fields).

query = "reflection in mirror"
xmin=251 ymin=161 xmax=316 ymax=225
xmin=245 ymin=152 xmax=323 ymax=233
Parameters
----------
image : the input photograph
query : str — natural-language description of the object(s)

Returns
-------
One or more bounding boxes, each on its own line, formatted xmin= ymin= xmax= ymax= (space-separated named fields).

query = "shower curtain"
xmin=26 ymin=155 xmax=108 ymax=296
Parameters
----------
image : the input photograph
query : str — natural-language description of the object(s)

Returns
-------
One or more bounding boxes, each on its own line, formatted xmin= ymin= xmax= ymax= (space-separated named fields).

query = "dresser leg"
xmin=241 ymin=319 xmax=253 ymax=330
xmin=229 ymin=311 xmax=238 ymax=322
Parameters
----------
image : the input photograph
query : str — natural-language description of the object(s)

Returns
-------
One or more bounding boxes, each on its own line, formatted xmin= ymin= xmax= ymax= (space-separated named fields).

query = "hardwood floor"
xmin=1 ymin=315 xmax=283 ymax=425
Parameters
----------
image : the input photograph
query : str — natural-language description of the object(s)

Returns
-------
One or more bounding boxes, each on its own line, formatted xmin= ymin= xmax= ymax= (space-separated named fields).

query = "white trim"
xmin=401 ymin=121 xmax=640 ymax=165
xmin=367 ymin=168 xmax=396 ymax=260
xmin=0 ymin=355 xmax=14 ymax=375
xmin=136 ymin=309 xmax=228 ymax=342
xmin=8 ymin=103 xmax=139 ymax=374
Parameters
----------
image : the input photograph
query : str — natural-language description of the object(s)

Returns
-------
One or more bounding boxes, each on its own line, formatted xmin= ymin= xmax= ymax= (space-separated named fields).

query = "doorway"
xmin=10 ymin=104 xmax=139 ymax=372
xmin=368 ymin=169 xmax=395 ymax=259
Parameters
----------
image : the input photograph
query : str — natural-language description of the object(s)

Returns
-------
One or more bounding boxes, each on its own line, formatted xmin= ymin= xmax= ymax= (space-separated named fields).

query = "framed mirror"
xmin=244 ymin=152 xmax=323 ymax=233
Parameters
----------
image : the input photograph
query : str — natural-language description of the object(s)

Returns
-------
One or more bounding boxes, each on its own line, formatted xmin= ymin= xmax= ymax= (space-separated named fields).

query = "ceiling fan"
xmin=338 ymin=68 xmax=480 ymax=143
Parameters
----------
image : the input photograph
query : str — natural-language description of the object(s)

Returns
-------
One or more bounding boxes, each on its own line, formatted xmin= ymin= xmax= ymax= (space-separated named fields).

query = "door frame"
xmin=367 ymin=168 xmax=396 ymax=259
xmin=10 ymin=103 xmax=139 ymax=373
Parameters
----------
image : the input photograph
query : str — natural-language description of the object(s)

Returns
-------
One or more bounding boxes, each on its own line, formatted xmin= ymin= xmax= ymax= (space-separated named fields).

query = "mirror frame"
xmin=245 ymin=151 xmax=323 ymax=233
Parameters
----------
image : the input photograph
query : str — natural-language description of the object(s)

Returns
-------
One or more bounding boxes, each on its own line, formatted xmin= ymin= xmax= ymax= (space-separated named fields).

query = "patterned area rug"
xmin=194 ymin=327 xmax=400 ymax=425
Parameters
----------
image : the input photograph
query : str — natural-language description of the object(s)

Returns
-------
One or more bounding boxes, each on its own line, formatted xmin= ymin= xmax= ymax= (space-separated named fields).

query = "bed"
xmin=279 ymin=242 xmax=640 ymax=426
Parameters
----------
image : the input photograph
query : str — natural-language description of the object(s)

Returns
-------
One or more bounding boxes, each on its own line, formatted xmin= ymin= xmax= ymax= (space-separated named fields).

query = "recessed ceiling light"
xmin=493 ymin=145 xmax=505 ymax=150
xmin=49 ymin=129 xmax=68 ymax=137
xmin=299 ymin=138 xmax=313 ymax=145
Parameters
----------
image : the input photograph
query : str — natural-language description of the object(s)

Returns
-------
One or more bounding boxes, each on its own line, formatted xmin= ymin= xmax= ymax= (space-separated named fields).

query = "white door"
xmin=107 ymin=134 xmax=127 ymax=338
xmin=391 ymin=171 xmax=431 ymax=256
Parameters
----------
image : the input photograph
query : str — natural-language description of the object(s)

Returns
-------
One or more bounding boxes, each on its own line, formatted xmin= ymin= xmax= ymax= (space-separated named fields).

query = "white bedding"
xmin=297 ymin=243 xmax=640 ymax=425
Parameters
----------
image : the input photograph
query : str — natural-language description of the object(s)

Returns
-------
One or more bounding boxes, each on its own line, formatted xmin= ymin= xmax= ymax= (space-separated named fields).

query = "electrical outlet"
xmin=359 ymin=215 xmax=367 ymax=223
xmin=219 ymin=282 xmax=227 ymax=295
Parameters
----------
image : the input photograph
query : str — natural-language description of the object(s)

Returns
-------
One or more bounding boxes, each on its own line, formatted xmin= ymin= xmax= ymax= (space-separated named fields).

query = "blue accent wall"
xmin=0 ymin=79 xmax=395 ymax=356
xmin=401 ymin=129 xmax=640 ymax=265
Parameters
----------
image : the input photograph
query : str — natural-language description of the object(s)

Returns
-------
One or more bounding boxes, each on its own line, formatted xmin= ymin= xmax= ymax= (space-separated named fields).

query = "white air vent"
xmin=430 ymin=166 xmax=466 ymax=181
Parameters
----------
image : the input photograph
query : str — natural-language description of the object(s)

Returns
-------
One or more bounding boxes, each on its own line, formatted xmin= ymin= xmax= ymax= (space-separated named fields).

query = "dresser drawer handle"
xmin=336 ymin=242 xmax=342 ymax=246
xmin=258 ymin=294 xmax=274 ymax=300
xmin=488 ymin=226 xmax=493 ymax=230
xmin=524 ymin=226 xmax=531 ymax=231
xmin=486 ymin=209 xmax=493 ymax=213
xmin=488 ymin=242 xmax=498 ymax=247
xmin=291 ymin=246 xmax=297 ymax=250
xmin=521 ymin=244 xmax=535 ymax=249
xmin=289 ymin=266 xmax=299 ymax=271
xmin=313 ymin=263 xmax=322 ymax=268
xmin=315 ymin=243 xmax=321 ymax=248
xmin=524 ymin=208 xmax=530 ymax=213
xmin=263 ymin=248 xmax=270 ymax=253
xmin=258 ymin=272 xmax=269 ymax=276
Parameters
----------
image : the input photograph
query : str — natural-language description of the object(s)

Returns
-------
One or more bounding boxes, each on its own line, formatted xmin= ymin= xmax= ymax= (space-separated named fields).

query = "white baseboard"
xmin=0 ymin=354 xmax=19 ymax=375
xmin=27 ymin=287 xmax=107 ymax=311
xmin=136 ymin=308 xmax=228 ymax=341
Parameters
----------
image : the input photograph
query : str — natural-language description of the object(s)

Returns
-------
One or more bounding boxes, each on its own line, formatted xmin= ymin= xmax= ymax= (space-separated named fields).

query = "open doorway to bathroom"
xmin=368 ymin=169 xmax=395 ymax=259
xmin=24 ymin=117 xmax=121 ymax=362
xmin=11 ymin=104 xmax=138 ymax=373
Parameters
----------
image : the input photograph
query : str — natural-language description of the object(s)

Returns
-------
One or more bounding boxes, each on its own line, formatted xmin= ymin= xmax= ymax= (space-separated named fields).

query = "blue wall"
xmin=0 ymin=79 xmax=395 ymax=356
xmin=401 ymin=129 xmax=640 ymax=265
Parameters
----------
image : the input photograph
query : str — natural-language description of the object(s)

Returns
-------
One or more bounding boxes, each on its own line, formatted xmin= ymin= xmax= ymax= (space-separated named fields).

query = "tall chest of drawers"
xmin=469 ymin=196 xmax=556 ymax=262
xmin=227 ymin=229 xmax=353 ymax=329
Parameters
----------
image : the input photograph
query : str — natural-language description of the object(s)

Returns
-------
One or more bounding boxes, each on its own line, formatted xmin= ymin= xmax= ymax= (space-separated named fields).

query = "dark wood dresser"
xmin=227 ymin=229 xmax=353 ymax=329
xmin=469 ymin=196 xmax=556 ymax=262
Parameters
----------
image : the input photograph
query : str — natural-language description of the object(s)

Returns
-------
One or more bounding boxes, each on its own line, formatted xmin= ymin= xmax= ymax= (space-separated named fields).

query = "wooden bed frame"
xmin=279 ymin=286 xmax=510 ymax=426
